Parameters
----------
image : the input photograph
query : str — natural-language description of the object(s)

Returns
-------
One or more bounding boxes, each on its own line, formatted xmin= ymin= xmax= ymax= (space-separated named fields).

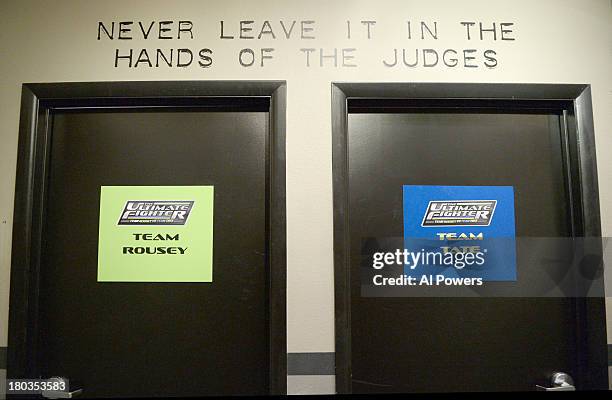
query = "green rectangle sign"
xmin=97 ymin=185 xmax=214 ymax=282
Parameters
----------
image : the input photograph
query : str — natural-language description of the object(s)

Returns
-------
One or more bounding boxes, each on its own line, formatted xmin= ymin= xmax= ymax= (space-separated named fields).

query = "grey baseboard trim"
xmin=608 ymin=344 xmax=612 ymax=366
xmin=287 ymin=352 xmax=335 ymax=375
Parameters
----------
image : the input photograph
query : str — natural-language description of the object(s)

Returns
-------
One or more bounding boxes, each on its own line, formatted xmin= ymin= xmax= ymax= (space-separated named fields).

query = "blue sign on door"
xmin=403 ymin=185 xmax=517 ymax=281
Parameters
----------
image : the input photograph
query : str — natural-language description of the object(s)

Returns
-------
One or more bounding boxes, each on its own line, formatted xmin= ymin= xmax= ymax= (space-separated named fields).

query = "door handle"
xmin=536 ymin=372 xmax=576 ymax=391
xmin=41 ymin=377 xmax=83 ymax=399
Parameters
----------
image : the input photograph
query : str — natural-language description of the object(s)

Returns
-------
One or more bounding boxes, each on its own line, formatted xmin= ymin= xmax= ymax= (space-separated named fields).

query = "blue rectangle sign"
xmin=403 ymin=185 xmax=517 ymax=281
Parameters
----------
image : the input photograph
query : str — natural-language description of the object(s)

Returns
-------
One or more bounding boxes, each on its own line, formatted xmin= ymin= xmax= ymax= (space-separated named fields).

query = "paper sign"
xmin=403 ymin=185 xmax=516 ymax=281
xmin=97 ymin=185 xmax=214 ymax=282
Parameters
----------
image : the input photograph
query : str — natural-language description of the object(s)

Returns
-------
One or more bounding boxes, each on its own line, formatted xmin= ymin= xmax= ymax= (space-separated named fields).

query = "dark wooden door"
xmin=39 ymin=108 xmax=270 ymax=397
xmin=346 ymin=111 xmax=582 ymax=392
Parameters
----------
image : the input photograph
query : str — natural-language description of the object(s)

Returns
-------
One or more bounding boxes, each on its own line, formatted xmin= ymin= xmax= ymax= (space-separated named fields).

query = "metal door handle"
xmin=41 ymin=377 xmax=82 ymax=399
xmin=536 ymin=372 xmax=576 ymax=391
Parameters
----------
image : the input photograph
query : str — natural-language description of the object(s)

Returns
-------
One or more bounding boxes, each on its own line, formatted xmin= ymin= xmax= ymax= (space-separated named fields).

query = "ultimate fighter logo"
xmin=421 ymin=200 xmax=496 ymax=227
xmin=118 ymin=201 xmax=194 ymax=225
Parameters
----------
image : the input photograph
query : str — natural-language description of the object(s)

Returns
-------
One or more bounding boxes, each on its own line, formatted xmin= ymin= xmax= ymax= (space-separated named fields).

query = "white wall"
xmin=0 ymin=0 xmax=611 ymax=394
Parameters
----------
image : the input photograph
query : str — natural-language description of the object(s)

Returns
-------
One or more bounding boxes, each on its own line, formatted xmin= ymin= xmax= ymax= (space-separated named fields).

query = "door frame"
xmin=331 ymin=82 xmax=608 ymax=392
xmin=8 ymin=81 xmax=287 ymax=395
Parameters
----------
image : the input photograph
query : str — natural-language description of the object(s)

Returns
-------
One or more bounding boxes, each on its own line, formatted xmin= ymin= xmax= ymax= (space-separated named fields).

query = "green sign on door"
xmin=97 ymin=186 xmax=214 ymax=282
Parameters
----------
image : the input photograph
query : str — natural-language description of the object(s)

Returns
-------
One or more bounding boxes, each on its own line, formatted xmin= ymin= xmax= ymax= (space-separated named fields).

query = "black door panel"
xmin=40 ymin=110 xmax=269 ymax=397
xmin=347 ymin=112 xmax=576 ymax=392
